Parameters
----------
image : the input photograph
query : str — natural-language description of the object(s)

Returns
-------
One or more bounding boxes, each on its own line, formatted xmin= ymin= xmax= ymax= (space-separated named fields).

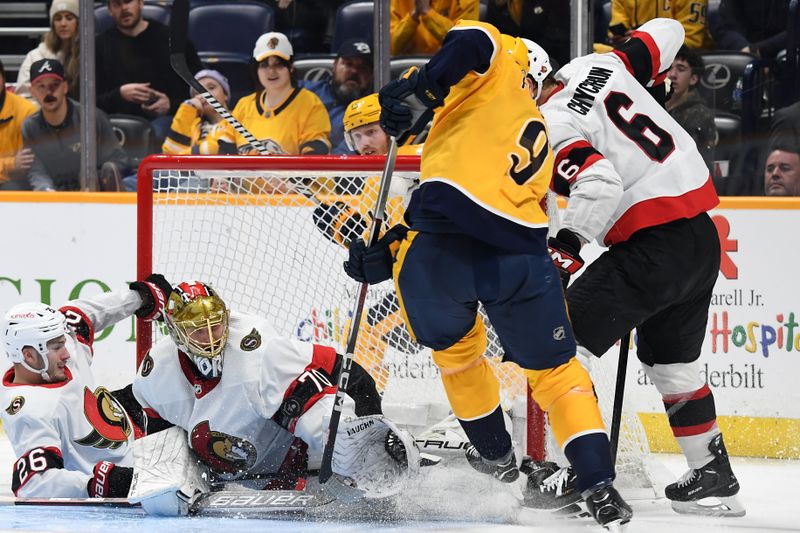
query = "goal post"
xmin=135 ymin=154 xmax=653 ymax=492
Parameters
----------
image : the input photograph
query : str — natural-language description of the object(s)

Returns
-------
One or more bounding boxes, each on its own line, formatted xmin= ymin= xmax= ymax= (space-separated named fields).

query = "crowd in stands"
xmin=0 ymin=0 xmax=798 ymax=196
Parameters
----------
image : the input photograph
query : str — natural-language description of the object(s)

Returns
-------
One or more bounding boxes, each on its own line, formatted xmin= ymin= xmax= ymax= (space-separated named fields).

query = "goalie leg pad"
xmin=128 ymin=426 xmax=209 ymax=516
xmin=331 ymin=415 xmax=420 ymax=499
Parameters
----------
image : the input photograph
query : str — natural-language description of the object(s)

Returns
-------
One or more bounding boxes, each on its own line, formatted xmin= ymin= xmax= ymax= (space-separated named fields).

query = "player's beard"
xmin=332 ymin=77 xmax=367 ymax=105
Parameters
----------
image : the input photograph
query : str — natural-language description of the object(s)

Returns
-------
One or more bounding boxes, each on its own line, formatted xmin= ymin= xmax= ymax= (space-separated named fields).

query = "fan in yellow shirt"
xmin=391 ymin=0 xmax=480 ymax=55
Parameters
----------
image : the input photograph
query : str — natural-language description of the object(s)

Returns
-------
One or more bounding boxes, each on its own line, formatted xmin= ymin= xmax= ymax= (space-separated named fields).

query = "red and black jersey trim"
xmin=177 ymin=350 xmax=221 ymax=399
xmin=273 ymin=345 xmax=337 ymax=431
xmin=662 ymin=384 xmax=718 ymax=437
xmin=551 ymin=140 xmax=604 ymax=196
xmin=12 ymin=446 xmax=63 ymax=495
xmin=59 ymin=305 xmax=95 ymax=347
xmin=612 ymin=30 xmax=661 ymax=85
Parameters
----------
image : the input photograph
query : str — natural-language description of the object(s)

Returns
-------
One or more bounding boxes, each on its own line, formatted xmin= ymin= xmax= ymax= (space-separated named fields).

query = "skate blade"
xmin=671 ymin=495 xmax=746 ymax=517
xmin=603 ymin=519 xmax=629 ymax=532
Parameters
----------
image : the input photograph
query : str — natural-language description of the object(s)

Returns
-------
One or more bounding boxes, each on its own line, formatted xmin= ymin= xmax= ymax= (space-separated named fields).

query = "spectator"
xmin=764 ymin=145 xmax=800 ymax=197
xmin=300 ymin=39 xmax=374 ymax=154
xmin=15 ymin=0 xmax=81 ymax=100
xmin=95 ymin=0 xmax=203 ymax=145
xmin=0 ymin=59 xmax=38 ymax=190
xmin=162 ymin=70 xmax=236 ymax=155
xmin=485 ymin=0 xmax=571 ymax=67
xmin=22 ymin=59 xmax=130 ymax=191
xmin=264 ymin=0 xmax=346 ymax=54
xmin=711 ymin=0 xmax=788 ymax=58
xmin=770 ymin=102 xmax=800 ymax=152
xmin=390 ymin=0 xmax=480 ymax=55
xmin=666 ymin=46 xmax=716 ymax=172
xmin=609 ymin=0 xmax=713 ymax=50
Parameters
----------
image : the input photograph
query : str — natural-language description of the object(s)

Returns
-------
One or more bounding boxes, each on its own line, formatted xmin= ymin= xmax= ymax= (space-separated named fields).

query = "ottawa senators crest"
xmin=190 ymin=421 xmax=257 ymax=474
xmin=5 ymin=396 xmax=24 ymax=415
xmin=240 ymin=328 xmax=261 ymax=351
xmin=75 ymin=387 xmax=131 ymax=449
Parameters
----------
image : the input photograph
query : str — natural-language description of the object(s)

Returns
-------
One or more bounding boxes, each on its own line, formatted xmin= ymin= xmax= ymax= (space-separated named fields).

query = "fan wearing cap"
xmin=390 ymin=0 xmax=480 ymax=55
xmin=299 ymin=39 xmax=374 ymax=154
xmin=15 ymin=0 xmax=80 ymax=100
xmin=231 ymin=32 xmax=331 ymax=158
xmin=21 ymin=58 xmax=131 ymax=191
xmin=162 ymin=70 xmax=237 ymax=156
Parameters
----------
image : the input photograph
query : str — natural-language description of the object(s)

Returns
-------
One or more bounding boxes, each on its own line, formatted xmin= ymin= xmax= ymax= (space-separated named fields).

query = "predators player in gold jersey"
xmin=312 ymin=93 xmax=421 ymax=390
xmin=345 ymin=21 xmax=632 ymax=530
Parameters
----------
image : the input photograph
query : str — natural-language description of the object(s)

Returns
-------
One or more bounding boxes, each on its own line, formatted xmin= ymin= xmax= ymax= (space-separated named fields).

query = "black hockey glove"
xmin=379 ymin=66 xmax=445 ymax=145
xmin=87 ymin=461 xmax=133 ymax=498
xmin=312 ymin=201 xmax=367 ymax=247
xmin=343 ymin=224 xmax=409 ymax=284
xmin=547 ymin=229 xmax=585 ymax=290
xmin=130 ymin=273 xmax=173 ymax=321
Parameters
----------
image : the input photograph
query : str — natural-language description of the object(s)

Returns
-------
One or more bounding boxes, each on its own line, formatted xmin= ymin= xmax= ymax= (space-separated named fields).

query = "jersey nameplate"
xmin=567 ymin=66 xmax=613 ymax=115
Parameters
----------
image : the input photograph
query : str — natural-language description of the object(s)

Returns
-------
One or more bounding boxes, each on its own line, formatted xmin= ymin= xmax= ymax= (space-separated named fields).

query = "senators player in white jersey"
xmin=530 ymin=19 xmax=744 ymax=517
xmin=132 ymin=280 xmax=417 ymax=497
xmin=0 ymin=275 xmax=172 ymax=499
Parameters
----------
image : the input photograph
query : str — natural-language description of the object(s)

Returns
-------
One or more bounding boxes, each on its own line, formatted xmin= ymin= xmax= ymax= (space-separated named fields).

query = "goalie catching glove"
xmin=328 ymin=415 xmax=420 ymax=500
xmin=343 ymin=224 xmax=408 ymax=284
xmin=379 ymin=66 xmax=444 ymax=145
xmin=130 ymin=273 xmax=173 ymax=321
xmin=547 ymin=229 xmax=585 ymax=290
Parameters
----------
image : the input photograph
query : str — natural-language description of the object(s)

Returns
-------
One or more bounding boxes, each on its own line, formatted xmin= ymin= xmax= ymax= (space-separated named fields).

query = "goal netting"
xmin=136 ymin=155 xmax=656 ymax=496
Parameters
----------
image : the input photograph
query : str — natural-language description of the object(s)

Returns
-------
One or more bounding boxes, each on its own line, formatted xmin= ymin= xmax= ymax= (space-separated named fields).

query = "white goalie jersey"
xmin=132 ymin=311 xmax=346 ymax=482
xmin=0 ymin=290 xmax=142 ymax=498
xmin=540 ymin=18 xmax=719 ymax=246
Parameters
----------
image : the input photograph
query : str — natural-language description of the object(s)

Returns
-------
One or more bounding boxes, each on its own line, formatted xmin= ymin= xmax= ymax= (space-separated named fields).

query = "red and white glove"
xmin=129 ymin=273 xmax=173 ymax=321
xmin=547 ymin=229 xmax=585 ymax=290
xmin=88 ymin=460 xmax=133 ymax=498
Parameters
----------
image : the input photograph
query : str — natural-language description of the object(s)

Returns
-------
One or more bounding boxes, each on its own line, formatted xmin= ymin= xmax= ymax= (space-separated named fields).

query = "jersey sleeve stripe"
xmin=603 ymin=176 xmax=719 ymax=246
xmin=611 ymin=31 xmax=661 ymax=85
xmin=552 ymin=140 xmax=605 ymax=195
xmin=12 ymin=446 xmax=64 ymax=496
xmin=59 ymin=305 xmax=95 ymax=347
xmin=311 ymin=344 xmax=337 ymax=374
xmin=630 ymin=30 xmax=662 ymax=79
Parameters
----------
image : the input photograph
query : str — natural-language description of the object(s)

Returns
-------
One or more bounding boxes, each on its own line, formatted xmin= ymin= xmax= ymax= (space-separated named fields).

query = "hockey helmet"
xmin=521 ymin=38 xmax=552 ymax=99
xmin=165 ymin=281 xmax=229 ymax=378
xmin=1 ymin=302 xmax=69 ymax=381
xmin=343 ymin=93 xmax=382 ymax=151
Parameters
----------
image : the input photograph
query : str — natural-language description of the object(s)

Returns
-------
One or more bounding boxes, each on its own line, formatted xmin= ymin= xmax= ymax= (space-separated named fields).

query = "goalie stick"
xmin=318 ymin=138 xmax=400 ymax=483
xmin=168 ymin=0 xmax=318 ymax=202
xmin=0 ymin=496 xmax=137 ymax=508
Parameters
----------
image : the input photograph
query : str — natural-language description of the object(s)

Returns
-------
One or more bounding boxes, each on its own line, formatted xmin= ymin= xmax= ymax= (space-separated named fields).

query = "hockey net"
xmin=136 ymin=155 xmax=655 ymax=494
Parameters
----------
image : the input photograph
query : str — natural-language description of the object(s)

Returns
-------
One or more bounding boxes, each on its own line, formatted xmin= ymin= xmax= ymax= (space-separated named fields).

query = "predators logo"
xmin=191 ymin=420 xmax=257 ymax=474
xmin=75 ymin=387 xmax=131 ymax=449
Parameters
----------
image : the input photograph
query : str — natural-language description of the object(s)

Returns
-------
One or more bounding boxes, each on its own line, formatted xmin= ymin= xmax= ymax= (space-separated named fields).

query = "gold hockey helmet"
xmin=343 ymin=93 xmax=382 ymax=151
xmin=165 ymin=281 xmax=229 ymax=377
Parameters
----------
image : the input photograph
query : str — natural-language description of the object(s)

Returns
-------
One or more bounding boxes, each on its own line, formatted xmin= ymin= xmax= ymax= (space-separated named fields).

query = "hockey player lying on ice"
xmin=128 ymin=279 xmax=419 ymax=515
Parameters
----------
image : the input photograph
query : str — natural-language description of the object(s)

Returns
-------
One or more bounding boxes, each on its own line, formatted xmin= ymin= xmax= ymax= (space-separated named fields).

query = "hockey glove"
xmin=130 ymin=273 xmax=173 ymax=321
xmin=313 ymin=201 xmax=367 ymax=247
xmin=343 ymin=224 xmax=409 ymax=285
xmin=88 ymin=460 xmax=133 ymax=498
xmin=547 ymin=229 xmax=585 ymax=290
xmin=379 ymin=66 xmax=444 ymax=145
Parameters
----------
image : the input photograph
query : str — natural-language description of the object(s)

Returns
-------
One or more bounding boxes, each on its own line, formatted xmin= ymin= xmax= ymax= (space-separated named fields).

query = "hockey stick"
xmin=0 ymin=496 xmax=138 ymax=508
xmin=609 ymin=331 xmax=631 ymax=464
xmin=168 ymin=0 xmax=318 ymax=202
xmin=318 ymin=138 xmax=400 ymax=483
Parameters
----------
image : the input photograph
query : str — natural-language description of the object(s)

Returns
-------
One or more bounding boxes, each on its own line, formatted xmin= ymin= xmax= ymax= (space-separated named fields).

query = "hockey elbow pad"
xmin=547 ymin=229 xmax=585 ymax=290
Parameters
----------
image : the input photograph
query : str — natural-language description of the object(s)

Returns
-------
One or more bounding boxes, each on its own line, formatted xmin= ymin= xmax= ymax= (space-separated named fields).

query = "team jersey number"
xmin=604 ymin=92 xmax=675 ymax=162
xmin=508 ymin=119 xmax=550 ymax=185
xmin=12 ymin=447 xmax=62 ymax=494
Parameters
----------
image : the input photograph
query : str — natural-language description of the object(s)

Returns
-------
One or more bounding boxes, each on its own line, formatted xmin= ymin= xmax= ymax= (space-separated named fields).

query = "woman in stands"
xmin=232 ymin=31 xmax=331 ymax=193
xmin=16 ymin=0 xmax=80 ymax=100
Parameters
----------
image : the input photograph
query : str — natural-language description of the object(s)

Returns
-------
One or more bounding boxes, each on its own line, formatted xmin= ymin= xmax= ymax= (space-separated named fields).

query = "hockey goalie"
xmin=128 ymin=279 xmax=419 ymax=515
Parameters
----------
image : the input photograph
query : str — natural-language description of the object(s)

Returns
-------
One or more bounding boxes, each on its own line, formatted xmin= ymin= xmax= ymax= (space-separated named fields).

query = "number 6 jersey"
xmin=540 ymin=18 xmax=719 ymax=246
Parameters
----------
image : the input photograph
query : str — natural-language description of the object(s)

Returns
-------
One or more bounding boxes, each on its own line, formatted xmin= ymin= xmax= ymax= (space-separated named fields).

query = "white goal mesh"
xmin=136 ymin=155 xmax=654 ymax=494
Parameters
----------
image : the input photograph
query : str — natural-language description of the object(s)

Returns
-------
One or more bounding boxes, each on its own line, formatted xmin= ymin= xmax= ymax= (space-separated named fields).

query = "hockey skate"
xmin=520 ymin=461 xmax=586 ymax=516
xmin=583 ymin=482 xmax=633 ymax=531
xmin=665 ymin=434 xmax=745 ymax=517
xmin=465 ymin=444 xmax=520 ymax=483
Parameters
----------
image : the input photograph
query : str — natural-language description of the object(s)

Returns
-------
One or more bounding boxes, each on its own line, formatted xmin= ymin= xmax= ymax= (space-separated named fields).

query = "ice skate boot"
xmin=465 ymin=444 xmax=519 ymax=483
xmin=583 ymin=481 xmax=633 ymax=531
xmin=665 ymin=434 xmax=745 ymax=517
xmin=520 ymin=461 xmax=584 ymax=515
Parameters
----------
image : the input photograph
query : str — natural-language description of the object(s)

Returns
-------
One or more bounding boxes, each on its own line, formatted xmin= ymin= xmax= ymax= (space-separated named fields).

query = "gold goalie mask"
xmin=165 ymin=281 xmax=229 ymax=378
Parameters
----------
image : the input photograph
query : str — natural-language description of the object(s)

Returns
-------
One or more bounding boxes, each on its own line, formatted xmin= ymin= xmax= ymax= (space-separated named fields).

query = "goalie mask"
xmin=165 ymin=281 xmax=229 ymax=378
xmin=343 ymin=93 xmax=382 ymax=152
xmin=1 ymin=302 xmax=69 ymax=382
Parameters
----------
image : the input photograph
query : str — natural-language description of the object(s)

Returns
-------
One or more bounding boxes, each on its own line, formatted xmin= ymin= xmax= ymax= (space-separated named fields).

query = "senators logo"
xmin=5 ymin=396 xmax=24 ymax=415
xmin=191 ymin=421 xmax=257 ymax=474
xmin=140 ymin=353 xmax=154 ymax=377
xmin=240 ymin=328 xmax=261 ymax=352
xmin=75 ymin=387 xmax=131 ymax=449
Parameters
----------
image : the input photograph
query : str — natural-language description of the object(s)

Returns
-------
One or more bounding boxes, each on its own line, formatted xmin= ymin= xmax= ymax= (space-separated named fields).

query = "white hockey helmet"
xmin=521 ymin=38 xmax=552 ymax=99
xmin=1 ymin=302 xmax=68 ymax=381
